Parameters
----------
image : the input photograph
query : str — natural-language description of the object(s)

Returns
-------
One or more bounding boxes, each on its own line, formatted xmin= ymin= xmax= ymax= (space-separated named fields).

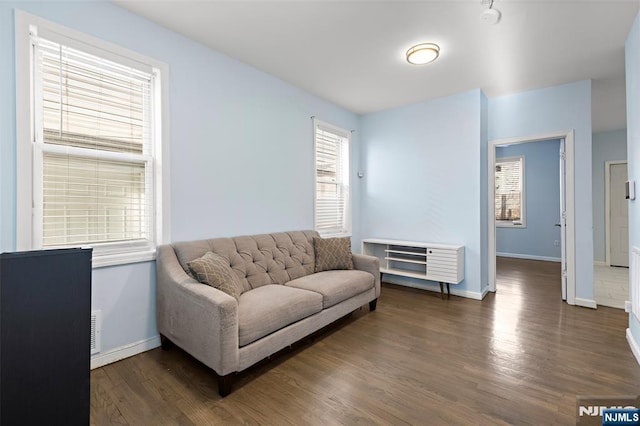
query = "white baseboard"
xmin=575 ymin=297 xmax=598 ymax=309
xmin=383 ymin=276 xmax=484 ymax=300
xmin=594 ymin=260 xmax=607 ymax=267
xmin=497 ymin=252 xmax=561 ymax=263
xmin=90 ymin=335 xmax=161 ymax=369
xmin=480 ymin=286 xmax=491 ymax=299
xmin=626 ymin=328 xmax=640 ymax=367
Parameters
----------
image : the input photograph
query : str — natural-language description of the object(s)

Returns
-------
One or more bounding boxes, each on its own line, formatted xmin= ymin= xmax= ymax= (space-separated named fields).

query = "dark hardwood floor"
xmin=91 ymin=257 xmax=640 ymax=425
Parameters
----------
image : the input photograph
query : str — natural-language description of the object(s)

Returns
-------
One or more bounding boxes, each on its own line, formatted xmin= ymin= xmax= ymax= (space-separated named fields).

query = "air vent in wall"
xmin=91 ymin=310 xmax=101 ymax=355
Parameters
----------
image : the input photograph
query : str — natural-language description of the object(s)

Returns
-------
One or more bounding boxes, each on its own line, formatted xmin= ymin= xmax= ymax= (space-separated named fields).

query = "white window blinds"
xmin=314 ymin=120 xmax=350 ymax=237
xmin=495 ymin=157 xmax=523 ymax=222
xmin=33 ymin=36 xmax=155 ymax=250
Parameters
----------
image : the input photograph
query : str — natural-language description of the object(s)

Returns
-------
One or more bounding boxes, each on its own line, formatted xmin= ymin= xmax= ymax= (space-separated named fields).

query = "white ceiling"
xmin=115 ymin=0 xmax=639 ymax=132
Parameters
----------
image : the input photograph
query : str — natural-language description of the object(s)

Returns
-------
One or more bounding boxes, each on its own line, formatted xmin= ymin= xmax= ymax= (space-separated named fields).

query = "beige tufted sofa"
xmin=156 ymin=230 xmax=380 ymax=396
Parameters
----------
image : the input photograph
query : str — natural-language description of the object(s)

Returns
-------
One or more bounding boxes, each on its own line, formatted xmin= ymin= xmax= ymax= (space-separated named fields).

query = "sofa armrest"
xmin=156 ymin=245 xmax=239 ymax=375
xmin=352 ymin=253 xmax=380 ymax=298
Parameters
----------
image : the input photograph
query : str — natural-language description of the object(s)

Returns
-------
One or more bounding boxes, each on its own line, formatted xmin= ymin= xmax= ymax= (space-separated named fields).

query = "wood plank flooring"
xmin=91 ymin=257 xmax=640 ymax=425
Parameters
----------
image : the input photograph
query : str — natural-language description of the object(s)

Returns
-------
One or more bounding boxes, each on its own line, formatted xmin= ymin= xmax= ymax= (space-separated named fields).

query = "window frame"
xmin=495 ymin=155 xmax=526 ymax=228
xmin=313 ymin=118 xmax=352 ymax=238
xmin=15 ymin=11 xmax=171 ymax=268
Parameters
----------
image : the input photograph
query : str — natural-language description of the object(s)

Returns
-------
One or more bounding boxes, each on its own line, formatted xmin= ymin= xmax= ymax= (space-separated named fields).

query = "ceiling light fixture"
xmin=406 ymin=43 xmax=440 ymax=65
xmin=480 ymin=0 xmax=501 ymax=25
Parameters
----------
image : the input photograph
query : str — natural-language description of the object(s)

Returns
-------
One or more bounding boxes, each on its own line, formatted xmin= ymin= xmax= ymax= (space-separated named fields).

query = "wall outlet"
xmin=554 ymin=240 xmax=559 ymax=247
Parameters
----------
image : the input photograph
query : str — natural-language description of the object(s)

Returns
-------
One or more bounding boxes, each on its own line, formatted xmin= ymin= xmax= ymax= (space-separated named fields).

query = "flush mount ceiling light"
xmin=406 ymin=43 xmax=440 ymax=65
xmin=480 ymin=0 xmax=501 ymax=25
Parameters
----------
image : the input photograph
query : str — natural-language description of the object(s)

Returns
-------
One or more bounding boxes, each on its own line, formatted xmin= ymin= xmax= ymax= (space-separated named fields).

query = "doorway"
xmin=606 ymin=161 xmax=629 ymax=267
xmin=488 ymin=131 xmax=576 ymax=305
xmin=594 ymin=161 xmax=629 ymax=309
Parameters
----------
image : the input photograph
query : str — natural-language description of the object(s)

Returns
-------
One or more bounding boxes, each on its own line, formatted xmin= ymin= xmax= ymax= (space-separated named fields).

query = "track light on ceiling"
xmin=406 ymin=43 xmax=440 ymax=65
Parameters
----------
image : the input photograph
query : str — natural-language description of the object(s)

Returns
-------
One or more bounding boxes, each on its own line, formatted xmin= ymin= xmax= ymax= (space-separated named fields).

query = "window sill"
xmin=496 ymin=222 xmax=527 ymax=228
xmin=318 ymin=232 xmax=352 ymax=239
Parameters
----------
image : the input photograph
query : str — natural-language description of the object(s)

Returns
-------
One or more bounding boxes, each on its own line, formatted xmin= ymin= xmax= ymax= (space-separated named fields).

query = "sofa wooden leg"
xmin=160 ymin=334 xmax=173 ymax=350
xmin=369 ymin=298 xmax=378 ymax=311
xmin=218 ymin=373 xmax=235 ymax=397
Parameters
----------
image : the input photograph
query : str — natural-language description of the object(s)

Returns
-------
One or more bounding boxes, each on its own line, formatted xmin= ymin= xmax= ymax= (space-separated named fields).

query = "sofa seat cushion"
xmin=285 ymin=270 xmax=374 ymax=309
xmin=238 ymin=285 xmax=323 ymax=347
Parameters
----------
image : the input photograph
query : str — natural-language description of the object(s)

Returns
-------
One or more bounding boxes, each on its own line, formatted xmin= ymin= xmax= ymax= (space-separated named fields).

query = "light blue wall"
xmin=625 ymin=12 xmax=640 ymax=353
xmin=592 ymin=129 xmax=627 ymax=263
xmin=0 ymin=3 xmax=360 ymax=356
xmin=0 ymin=3 xmax=13 ymax=252
xmin=360 ymin=90 xmax=485 ymax=296
xmin=488 ymin=80 xmax=594 ymax=301
xmin=496 ymin=139 xmax=561 ymax=260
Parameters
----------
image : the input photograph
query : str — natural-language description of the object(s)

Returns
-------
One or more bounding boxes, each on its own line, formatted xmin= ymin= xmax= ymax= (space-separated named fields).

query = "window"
xmin=16 ymin=12 xmax=169 ymax=267
xmin=495 ymin=156 xmax=525 ymax=227
xmin=313 ymin=119 xmax=351 ymax=237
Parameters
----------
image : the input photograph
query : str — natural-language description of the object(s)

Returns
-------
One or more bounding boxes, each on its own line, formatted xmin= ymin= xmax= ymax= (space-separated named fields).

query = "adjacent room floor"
xmin=91 ymin=257 xmax=640 ymax=424
xmin=594 ymin=263 xmax=629 ymax=309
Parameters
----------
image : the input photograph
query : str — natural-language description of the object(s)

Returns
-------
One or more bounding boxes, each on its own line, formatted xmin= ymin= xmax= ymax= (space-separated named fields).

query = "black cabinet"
xmin=0 ymin=248 xmax=92 ymax=425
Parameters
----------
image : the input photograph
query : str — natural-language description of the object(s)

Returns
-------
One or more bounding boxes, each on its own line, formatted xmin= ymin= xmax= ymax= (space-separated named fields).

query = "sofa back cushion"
xmin=172 ymin=230 xmax=318 ymax=291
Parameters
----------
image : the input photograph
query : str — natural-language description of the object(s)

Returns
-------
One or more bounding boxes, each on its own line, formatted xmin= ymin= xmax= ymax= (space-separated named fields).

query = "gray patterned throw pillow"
xmin=187 ymin=251 xmax=243 ymax=301
xmin=313 ymin=237 xmax=354 ymax=272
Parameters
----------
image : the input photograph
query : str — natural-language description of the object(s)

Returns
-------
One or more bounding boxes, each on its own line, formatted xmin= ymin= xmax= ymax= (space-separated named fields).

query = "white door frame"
xmin=559 ymin=139 xmax=567 ymax=300
xmin=488 ymin=130 xmax=576 ymax=305
xmin=605 ymin=160 xmax=628 ymax=266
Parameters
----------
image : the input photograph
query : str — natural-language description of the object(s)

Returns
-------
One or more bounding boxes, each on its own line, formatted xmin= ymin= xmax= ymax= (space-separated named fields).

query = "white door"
xmin=610 ymin=163 xmax=629 ymax=267
xmin=559 ymin=140 xmax=567 ymax=300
